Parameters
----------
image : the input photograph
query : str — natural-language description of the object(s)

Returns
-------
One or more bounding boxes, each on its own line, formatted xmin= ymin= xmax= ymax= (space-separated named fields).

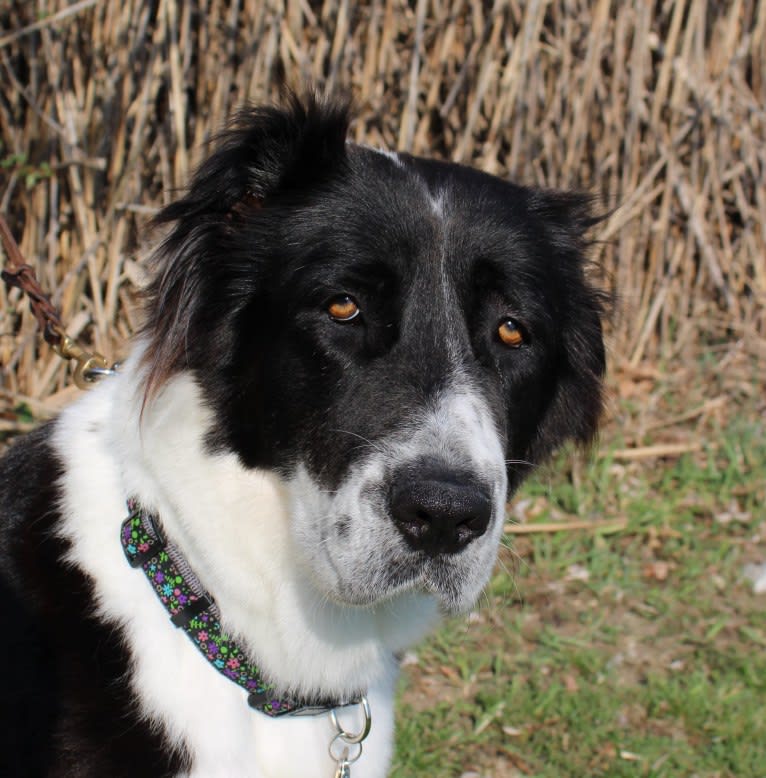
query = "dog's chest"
xmin=122 ymin=598 xmax=395 ymax=778
xmin=107 ymin=579 xmax=395 ymax=778
xmin=155 ymin=668 xmax=393 ymax=778
xmin=51 ymin=375 xmax=395 ymax=777
xmin=182 ymin=691 xmax=393 ymax=778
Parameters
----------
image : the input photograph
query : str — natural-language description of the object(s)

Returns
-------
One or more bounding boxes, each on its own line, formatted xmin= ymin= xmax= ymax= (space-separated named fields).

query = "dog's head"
xmin=141 ymin=94 xmax=606 ymax=614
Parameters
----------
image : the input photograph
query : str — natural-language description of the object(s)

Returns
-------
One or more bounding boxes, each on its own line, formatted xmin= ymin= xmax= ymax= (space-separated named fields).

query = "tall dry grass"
xmin=0 ymin=0 xmax=764 ymax=419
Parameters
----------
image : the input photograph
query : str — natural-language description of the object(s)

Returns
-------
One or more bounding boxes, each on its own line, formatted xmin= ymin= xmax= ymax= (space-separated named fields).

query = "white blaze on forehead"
xmin=429 ymin=189 xmax=446 ymax=219
xmin=364 ymin=144 xmax=405 ymax=168
xmin=426 ymin=186 xmax=463 ymax=367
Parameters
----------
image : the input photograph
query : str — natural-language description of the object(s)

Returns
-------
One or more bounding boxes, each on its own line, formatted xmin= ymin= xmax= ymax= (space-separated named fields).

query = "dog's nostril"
xmin=399 ymin=512 xmax=430 ymax=542
xmin=389 ymin=476 xmax=492 ymax=555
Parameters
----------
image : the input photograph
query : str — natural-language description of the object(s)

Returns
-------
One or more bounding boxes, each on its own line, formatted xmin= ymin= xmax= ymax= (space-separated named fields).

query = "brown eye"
xmin=498 ymin=318 xmax=524 ymax=348
xmin=327 ymin=295 xmax=360 ymax=322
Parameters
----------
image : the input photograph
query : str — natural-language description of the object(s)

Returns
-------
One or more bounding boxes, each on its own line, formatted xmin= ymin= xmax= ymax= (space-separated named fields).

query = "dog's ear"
xmin=140 ymin=92 xmax=351 ymax=399
xmin=525 ymin=190 xmax=608 ymax=462
xmin=157 ymin=91 xmax=351 ymax=221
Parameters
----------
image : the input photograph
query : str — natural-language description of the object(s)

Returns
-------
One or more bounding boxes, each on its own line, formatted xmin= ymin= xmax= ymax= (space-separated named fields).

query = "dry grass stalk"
xmin=504 ymin=518 xmax=628 ymax=535
xmin=0 ymin=0 xmax=763 ymax=411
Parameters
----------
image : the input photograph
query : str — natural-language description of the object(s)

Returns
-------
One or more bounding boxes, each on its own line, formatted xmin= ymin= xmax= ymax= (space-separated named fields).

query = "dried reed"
xmin=0 ymin=0 xmax=763 ymax=415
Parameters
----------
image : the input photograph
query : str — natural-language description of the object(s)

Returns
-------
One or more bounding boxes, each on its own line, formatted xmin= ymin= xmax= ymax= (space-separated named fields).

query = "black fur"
xmin=0 ymin=427 xmax=189 ymax=777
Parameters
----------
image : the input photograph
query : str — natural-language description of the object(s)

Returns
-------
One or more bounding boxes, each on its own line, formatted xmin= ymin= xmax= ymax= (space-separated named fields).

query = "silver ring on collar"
xmin=329 ymin=695 xmax=372 ymax=745
xmin=329 ymin=734 xmax=363 ymax=766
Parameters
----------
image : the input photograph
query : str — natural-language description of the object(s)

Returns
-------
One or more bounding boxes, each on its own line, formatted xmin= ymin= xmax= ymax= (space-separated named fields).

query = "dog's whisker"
xmin=329 ymin=428 xmax=386 ymax=454
xmin=504 ymin=458 xmax=538 ymax=469
xmin=499 ymin=537 xmax=530 ymax=574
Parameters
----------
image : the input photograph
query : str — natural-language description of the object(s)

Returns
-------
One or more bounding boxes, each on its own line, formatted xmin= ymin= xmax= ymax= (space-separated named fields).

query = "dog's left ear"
xmin=158 ymin=91 xmax=352 ymax=221
xmin=525 ymin=190 xmax=608 ymax=462
xmin=140 ymin=93 xmax=352 ymax=398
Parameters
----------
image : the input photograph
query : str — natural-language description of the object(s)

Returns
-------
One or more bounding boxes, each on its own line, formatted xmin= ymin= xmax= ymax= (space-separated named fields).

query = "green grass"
xmin=392 ymin=412 xmax=766 ymax=777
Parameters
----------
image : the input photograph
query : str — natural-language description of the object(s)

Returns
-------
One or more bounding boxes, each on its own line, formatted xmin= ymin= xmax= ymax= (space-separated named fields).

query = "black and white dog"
xmin=0 ymin=95 xmax=605 ymax=777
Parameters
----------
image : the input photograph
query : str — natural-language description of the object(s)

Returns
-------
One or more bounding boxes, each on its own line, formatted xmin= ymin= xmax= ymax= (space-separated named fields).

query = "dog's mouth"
xmin=387 ymin=557 xmax=479 ymax=614
xmin=333 ymin=566 xmax=483 ymax=615
xmin=310 ymin=520 xmax=501 ymax=615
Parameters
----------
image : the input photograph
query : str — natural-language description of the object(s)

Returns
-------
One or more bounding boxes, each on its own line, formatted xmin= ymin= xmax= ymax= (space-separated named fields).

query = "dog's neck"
xmin=105 ymin=345 xmax=439 ymax=699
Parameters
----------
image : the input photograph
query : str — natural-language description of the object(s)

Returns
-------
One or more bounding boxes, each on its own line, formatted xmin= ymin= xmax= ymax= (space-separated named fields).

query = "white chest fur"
xmin=52 ymin=356 xmax=439 ymax=776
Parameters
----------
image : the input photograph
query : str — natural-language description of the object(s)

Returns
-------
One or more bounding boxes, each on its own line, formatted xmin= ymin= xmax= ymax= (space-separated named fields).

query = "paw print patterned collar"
xmin=120 ymin=498 xmax=364 ymax=718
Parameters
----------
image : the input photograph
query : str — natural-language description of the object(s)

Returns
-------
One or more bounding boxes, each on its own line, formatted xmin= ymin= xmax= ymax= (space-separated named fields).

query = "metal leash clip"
xmin=50 ymin=327 xmax=119 ymax=389
xmin=328 ymin=696 xmax=371 ymax=778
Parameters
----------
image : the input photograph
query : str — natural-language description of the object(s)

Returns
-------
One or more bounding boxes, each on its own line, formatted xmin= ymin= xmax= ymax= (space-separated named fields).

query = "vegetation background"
xmin=1 ymin=1 xmax=764 ymax=776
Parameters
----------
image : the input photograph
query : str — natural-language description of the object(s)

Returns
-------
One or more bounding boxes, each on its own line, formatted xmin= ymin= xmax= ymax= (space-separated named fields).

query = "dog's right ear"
xmin=156 ymin=91 xmax=351 ymax=222
xmin=140 ymin=93 xmax=352 ymax=399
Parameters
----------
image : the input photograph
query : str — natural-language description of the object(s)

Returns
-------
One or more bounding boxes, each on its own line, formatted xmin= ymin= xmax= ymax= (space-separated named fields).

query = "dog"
xmin=0 ymin=94 xmax=605 ymax=777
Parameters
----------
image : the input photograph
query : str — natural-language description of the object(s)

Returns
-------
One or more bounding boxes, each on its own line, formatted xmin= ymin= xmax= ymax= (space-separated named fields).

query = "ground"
xmin=393 ymin=355 xmax=766 ymax=777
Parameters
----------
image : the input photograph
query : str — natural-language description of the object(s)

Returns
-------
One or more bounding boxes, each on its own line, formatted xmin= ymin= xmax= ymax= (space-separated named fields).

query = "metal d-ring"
xmin=329 ymin=695 xmax=372 ymax=745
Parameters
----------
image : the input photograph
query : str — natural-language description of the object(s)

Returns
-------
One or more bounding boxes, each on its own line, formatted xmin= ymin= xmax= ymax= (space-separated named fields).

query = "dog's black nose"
xmin=389 ymin=473 xmax=492 ymax=555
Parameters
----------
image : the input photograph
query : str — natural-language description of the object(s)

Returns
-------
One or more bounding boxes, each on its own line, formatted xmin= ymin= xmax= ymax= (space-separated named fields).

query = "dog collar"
xmin=120 ymin=499 xmax=363 ymax=718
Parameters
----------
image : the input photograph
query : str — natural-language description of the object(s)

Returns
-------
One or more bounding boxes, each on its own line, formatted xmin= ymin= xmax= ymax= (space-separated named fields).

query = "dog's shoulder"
xmin=0 ymin=420 xmax=189 ymax=777
xmin=0 ymin=424 xmax=62 ymax=775
xmin=0 ymin=422 xmax=63 ymax=659
xmin=0 ymin=422 xmax=60 ymax=544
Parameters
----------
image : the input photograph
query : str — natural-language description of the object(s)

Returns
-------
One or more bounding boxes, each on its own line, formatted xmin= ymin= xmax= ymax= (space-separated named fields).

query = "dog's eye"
xmin=327 ymin=295 xmax=360 ymax=322
xmin=497 ymin=318 xmax=525 ymax=348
